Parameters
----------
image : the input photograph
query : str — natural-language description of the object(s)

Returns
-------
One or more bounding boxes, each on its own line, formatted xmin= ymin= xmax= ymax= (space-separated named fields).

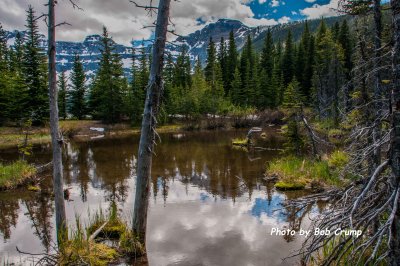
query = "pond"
xmin=0 ymin=129 xmax=322 ymax=266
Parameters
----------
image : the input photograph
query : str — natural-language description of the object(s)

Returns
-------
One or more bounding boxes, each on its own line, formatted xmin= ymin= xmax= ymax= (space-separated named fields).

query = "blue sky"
xmin=1 ymin=0 xmax=343 ymax=45
xmin=247 ymin=0 xmax=332 ymax=21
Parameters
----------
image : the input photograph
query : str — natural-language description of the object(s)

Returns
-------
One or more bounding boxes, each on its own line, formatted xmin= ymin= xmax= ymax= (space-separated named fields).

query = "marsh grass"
xmin=59 ymin=204 xmax=144 ymax=265
xmin=267 ymin=152 xmax=348 ymax=190
xmin=0 ymin=161 xmax=37 ymax=190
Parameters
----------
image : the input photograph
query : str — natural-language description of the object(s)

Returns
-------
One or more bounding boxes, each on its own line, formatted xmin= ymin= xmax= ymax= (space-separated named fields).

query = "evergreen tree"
xmin=259 ymin=29 xmax=275 ymax=108
xmin=0 ymin=23 xmax=10 ymax=124
xmin=231 ymin=67 xmax=242 ymax=105
xmin=90 ymin=26 xmax=127 ymax=123
xmin=283 ymin=78 xmax=304 ymax=155
xmin=174 ymin=46 xmax=191 ymax=89
xmin=69 ymin=54 xmax=86 ymax=120
xmin=313 ymin=27 xmax=345 ymax=122
xmin=282 ymin=30 xmax=295 ymax=86
xmin=205 ymin=37 xmax=217 ymax=85
xmin=130 ymin=48 xmax=145 ymax=123
xmin=338 ymin=19 xmax=353 ymax=80
xmin=227 ymin=30 xmax=238 ymax=95
xmin=239 ymin=35 xmax=257 ymax=106
xmin=260 ymin=29 xmax=275 ymax=77
xmin=302 ymin=21 xmax=315 ymax=101
xmin=58 ymin=71 xmax=67 ymax=120
xmin=332 ymin=21 xmax=340 ymax=41
xmin=22 ymin=6 xmax=48 ymax=125
xmin=218 ymin=37 xmax=229 ymax=94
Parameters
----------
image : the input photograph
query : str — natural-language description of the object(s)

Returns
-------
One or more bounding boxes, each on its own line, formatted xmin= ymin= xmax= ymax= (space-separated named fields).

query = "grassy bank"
xmin=0 ymin=160 xmax=37 ymax=190
xmin=59 ymin=205 xmax=144 ymax=265
xmin=266 ymin=151 xmax=349 ymax=190
xmin=0 ymin=121 xmax=184 ymax=150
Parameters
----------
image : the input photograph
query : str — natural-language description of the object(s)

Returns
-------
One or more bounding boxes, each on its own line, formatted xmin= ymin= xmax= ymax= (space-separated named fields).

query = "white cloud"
xmin=259 ymin=0 xmax=268 ymax=4
xmin=300 ymin=0 xmax=340 ymax=19
xmin=305 ymin=0 xmax=317 ymax=3
xmin=278 ymin=16 xmax=291 ymax=24
xmin=1 ymin=0 xmax=297 ymax=44
xmin=291 ymin=11 xmax=298 ymax=15
xmin=270 ymin=0 xmax=280 ymax=7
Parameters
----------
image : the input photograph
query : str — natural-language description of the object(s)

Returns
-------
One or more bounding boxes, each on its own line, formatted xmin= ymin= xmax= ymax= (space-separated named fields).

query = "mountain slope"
xmin=5 ymin=16 xmax=347 ymax=80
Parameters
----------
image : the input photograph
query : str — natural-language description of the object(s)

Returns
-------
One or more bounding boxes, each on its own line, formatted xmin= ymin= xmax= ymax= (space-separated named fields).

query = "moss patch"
xmin=267 ymin=154 xmax=346 ymax=190
xmin=119 ymin=230 xmax=145 ymax=257
xmin=88 ymin=219 xmax=126 ymax=240
xmin=60 ymin=240 xmax=119 ymax=266
xmin=275 ymin=181 xmax=305 ymax=191
xmin=232 ymin=138 xmax=250 ymax=146
xmin=0 ymin=161 xmax=37 ymax=190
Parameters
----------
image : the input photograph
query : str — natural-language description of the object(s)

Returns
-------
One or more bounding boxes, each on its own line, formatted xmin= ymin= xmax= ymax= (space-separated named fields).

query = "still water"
xmin=0 ymin=129 xmax=320 ymax=266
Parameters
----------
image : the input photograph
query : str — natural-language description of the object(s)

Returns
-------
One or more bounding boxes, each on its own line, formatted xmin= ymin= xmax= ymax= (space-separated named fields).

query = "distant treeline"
xmin=0 ymin=6 xmax=390 ymax=125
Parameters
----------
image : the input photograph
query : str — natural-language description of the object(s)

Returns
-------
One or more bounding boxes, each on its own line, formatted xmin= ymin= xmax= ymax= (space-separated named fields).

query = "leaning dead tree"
xmin=132 ymin=0 xmax=172 ymax=244
xmin=46 ymin=0 xmax=82 ymax=244
xmin=47 ymin=0 xmax=67 ymax=243
xmin=285 ymin=1 xmax=400 ymax=265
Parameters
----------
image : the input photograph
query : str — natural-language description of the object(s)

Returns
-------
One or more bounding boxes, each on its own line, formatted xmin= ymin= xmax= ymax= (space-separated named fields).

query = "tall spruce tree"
xmin=0 ymin=23 xmax=10 ymax=125
xmin=69 ymin=54 xmax=86 ymax=120
xmin=23 ymin=6 xmax=48 ymax=125
xmin=227 ymin=30 xmax=238 ymax=96
xmin=282 ymin=30 xmax=295 ymax=86
xmin=218 ymin=37 xmax=229 ymax=94
xmin=58 ymin=71 xmax=67 ymax=120
xmin=90 ymin=26 xmax=126 ymax=123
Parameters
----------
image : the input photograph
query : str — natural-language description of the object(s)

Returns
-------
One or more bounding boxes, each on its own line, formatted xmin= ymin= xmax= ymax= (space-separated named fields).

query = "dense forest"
xmin=0 ymin=5 xmax=367 ymax=127
xmin=1 ymin=0 xmax=400 ymax=264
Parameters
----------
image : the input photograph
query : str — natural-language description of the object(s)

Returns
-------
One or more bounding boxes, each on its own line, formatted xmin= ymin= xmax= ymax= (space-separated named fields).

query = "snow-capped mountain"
xmin=5 ymin=16 xmax=345 ymax=80
xmin=5 ymin=19 xmax=260 ymax=79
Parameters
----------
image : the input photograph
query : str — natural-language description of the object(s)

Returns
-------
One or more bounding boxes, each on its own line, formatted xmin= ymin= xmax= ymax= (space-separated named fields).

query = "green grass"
xmin=232 ymin=138 xmax=250 ymax=146
xmin=267 ymin=154 xmax=345 ymax=190
xmin=60 ymin=205 xmax=144 ymax=266
xmin=275 ymin=181 xmax=305 ymax=190
xmin=0 ymin=160 xmax=37 ymax=190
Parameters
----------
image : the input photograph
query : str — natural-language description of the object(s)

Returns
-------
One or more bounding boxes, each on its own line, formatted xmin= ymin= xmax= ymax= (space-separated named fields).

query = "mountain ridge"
xmin=5 ymin=16 xmax=347 ymax=80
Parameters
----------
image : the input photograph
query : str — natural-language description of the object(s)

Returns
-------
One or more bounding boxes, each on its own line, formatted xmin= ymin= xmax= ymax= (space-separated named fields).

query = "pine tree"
xmin=227 ymin=30 xmax=238 ymax=95
xmin=58 ymin=71 xmax=67 ymax=120
xmin=283 ymin=78 xmax=304 ymax=155
xmin=0 ymin=23 xmax=10 ymax=124
xmin=282 ymin=30 xmax=295 ymax=86
xmin=338 ymin=19 xmax=353 ymax=80
xmin=22 ymin=6 xmax=48 ymax=125
xmin=302 ymin=21 xmax=315 ymax=101
xmin=174 ymin=46 xmax=191 ymax=89
xmin=130 ymin=48 xmax=145 ymax=123
xmin=231 ymin=67 xmax=242 ymax=105
xmin=205 ymin=37 xmax=217 ymax=85
xmin=260 ymin=29 xmax=275 ymax=77
xmin=332 ymin=21 xmax=340 ymax=41
xmin=259 ymin=29 xmax=275 ymax=108
xmin=69 ymin=54 xmax=86 ymax=120
xmin=313 ymin=27 xmax=345 ymax=122
xmin=239 ymin=35 xmax=257 ymax=106
xmin=90 ymin=26 xmax=126 ymax=123
xmin=218 ymin=37 xmax=228 ymax=94
xmin=7 ymin=30 xmax=28 ymax=123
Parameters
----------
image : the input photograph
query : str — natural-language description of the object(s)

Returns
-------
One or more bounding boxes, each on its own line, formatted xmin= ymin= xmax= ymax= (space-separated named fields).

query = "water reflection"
xmin=0 ymin=129 xmax=320 ymax=265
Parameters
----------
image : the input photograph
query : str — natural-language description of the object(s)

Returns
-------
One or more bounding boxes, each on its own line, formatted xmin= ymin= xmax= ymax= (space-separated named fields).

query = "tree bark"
xmin=390 ymin=0 xmax=400 ymax=265
xmin=373 ymin=0 xmax=382 ymax=169
xmin=133 ymin=0 xmax=171 ymax=244
xmin=48 ymin=0 xmax=67 ymax=244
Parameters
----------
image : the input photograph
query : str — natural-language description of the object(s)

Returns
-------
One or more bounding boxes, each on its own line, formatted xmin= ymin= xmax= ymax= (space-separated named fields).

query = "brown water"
xmin=0 ymin=129 xmax=321 ymax=266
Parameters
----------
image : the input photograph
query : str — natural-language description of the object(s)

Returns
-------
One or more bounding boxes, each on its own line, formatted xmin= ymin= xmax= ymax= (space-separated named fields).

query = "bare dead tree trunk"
xmin=133 ymin=0 xmax=171 ymax=244
xmin=373 ymin=0 xmax=383 ymax=169
xmin=48 ymin=0 xmax=67 ymax=244
xmin=390 ymin=0 xmax=400 ymax=264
